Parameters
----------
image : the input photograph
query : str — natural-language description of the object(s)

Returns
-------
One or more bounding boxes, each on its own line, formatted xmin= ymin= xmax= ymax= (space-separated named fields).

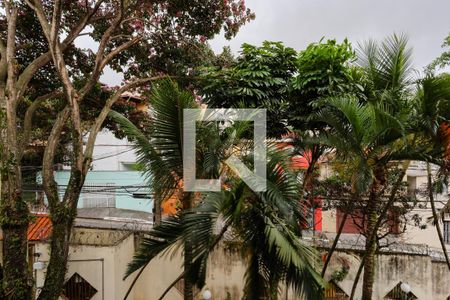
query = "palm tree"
xmin=313 ymin=34 xmax=449 ymax=300
xmin=111 ymin=80 xmax=324 ymax=299
xmin=110 ymin=79 xmax=200 ymax=300
xmin=314 ymin=96 xmax=410 ymax=300
xmin=414 ymin=74 xmax=450 ymax=270
xmin=124 ymin=146 xmax=324 ymax=300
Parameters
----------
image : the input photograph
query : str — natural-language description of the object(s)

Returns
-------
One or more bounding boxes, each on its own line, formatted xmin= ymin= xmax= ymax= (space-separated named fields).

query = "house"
xmin=38 ymin=91 xmax=154 ymax=215
xmin=27 ymin=208 xmax=248 ymax=300
xmin=29 ymin=208 xmax=153 ymax=300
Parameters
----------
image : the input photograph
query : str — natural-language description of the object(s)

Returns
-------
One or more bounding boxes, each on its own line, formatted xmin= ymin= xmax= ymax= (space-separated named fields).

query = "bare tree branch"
xmin=50 ymin=0 xmax=63 ymax=50
xmin=42 ymin=107 xmax=70 ymax=208
xmin=83 ymin=75 xmax=167 ymax=172
xmin=26 ymin=1 xmax=52 ymax=40
xmin=5 ymin=2 xmax=19 ymax=164
xmin=99 ymin=36 xmax=141 ymax=71
xmin=16 ymin=0 xmax=105 ymax=99
xmin=29 ymin=0 xmax=85 ymax=180
xmin=79 ymin=0 xmax=127 ymax=98
xmin=18 ymin=91 xmax=63 ymax=160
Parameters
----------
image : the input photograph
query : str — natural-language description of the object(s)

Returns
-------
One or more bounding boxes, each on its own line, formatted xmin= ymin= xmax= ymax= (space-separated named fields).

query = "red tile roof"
xmin=27 ymin=214 xmax=52 ymax=241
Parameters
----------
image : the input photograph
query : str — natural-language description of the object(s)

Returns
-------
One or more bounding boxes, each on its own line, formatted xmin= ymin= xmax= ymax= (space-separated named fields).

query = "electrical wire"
xmin=20 ymin=148 xmax=135 ymax=170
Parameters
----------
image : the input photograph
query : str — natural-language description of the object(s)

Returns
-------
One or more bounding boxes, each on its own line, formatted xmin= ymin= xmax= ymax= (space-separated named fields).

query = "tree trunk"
xmin=349 ymin=254 xmax=364 ymax=300
xmin=427 ymin=163 xmax=450 ymax=271
xmin=38 ymin=157 xmax=84 ymax=300
xmin=268 ymin=268 xmax=281 ymax=300
xmin=183 ymin=238 xmax=194 ymax=300
xmin=154 ymin=196 xmax=162 ymax=226
xmin=182 ymin=192 xmax=194 ymax=300
xmin=36 ymin=205 xmax=75 ymax=300
xmin=0 ymin=122 xmax=32 ymax=300
xmin=350 ymin=161 xmax=410 ymax=300
xmin=361 ymin=168 xmax=383 ymax=300
xmin=361 ymin=197 xmax=377 ymax=300
xmin=1 ymin=199 xmax=32 ymax=300
xmin=322 ymin=189 xmax=358 ymax=278
xmin=321 ymin=211 xmax=349 ymax=277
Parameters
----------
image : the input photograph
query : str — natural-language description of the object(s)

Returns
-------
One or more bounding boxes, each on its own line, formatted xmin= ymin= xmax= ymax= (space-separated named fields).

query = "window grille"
xmin=63 ymin=272 xmax=97 ymax=300
xmin=82 ymin=183 xmax=116 ymax=208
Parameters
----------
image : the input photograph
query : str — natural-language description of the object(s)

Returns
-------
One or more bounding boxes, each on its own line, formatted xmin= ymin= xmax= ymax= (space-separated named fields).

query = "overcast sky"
xmin=210 ymin=0 xmax=450 ymax=69
xmin=101 ymin=0 xmax=450 ymax=84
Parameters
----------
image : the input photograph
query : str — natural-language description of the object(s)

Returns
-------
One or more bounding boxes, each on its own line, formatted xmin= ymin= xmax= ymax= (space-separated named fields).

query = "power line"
xmin=21 ymin=148 xmax=136 ymax=170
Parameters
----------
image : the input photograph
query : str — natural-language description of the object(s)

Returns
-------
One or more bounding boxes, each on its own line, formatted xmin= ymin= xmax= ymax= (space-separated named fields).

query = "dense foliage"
xmin=0 ymin=1 xmax=255 ymax=299
xmin=198 ymin=39 xmax=359 ymax=136
xmin=113 ymin=81 xmax=324 ymax=299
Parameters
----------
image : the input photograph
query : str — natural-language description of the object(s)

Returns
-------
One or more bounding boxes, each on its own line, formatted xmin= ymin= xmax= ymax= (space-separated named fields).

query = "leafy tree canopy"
xmin=0 ymin=0 xmax=254 ymax=164
xmin=198 ymin=39 xmax=360 ymax=136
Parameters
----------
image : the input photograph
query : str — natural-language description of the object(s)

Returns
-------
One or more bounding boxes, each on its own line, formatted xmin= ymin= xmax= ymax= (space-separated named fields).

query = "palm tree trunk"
xmin=268 ymin=274 xmax=280 ymax=300
xmin=361 ymin=190 xmax=378 ymax=300
xmin=427 ymin=163 xmax=450 ymax=271
xmin=184 ymin=239 xmax=194 ymax=300
xmin=321 ymin=191 xmax=357 ymax=277
xmin=154 ymin=196 xmax=162 ymax=225
xmin=182 ymin=192 xmax=194 ymax=300
xmin=351 ymin=161 xmax=410 ymax=299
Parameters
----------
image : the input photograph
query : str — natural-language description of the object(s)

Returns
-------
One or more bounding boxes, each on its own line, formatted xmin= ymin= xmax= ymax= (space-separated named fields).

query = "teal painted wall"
xmin=54 ymin=171 xmax=152 ymax=212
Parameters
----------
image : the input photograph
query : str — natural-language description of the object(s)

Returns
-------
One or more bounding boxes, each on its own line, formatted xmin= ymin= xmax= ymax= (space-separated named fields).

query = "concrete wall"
xmin=84 ymin=129 xmax=138 ymax=172
xmin=325 ymin=251 xmax=450 ymax=300
xmin=133 ymin=251 xmax=184 ymax=300
xmin=32 ymin=230 xmax=450 ymax=300
xmin=34 ymin=234 xmax=137 ymax=300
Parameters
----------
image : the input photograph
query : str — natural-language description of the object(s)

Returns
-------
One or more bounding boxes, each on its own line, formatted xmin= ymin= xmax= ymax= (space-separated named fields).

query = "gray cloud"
xmin=98 ymin=0 xmax=449 ymax=85
xmin=210 ymin=0 xmax=450 ymax=71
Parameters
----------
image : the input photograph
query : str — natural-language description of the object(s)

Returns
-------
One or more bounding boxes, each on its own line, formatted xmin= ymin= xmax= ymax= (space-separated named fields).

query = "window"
xmin=121 ymin=162 xmax=139 ymax=171
xmin=82 ymin=183 xmax=116 ymax=208
xmin=63 ymin=273 xmax=97 ymax=300
xmin=444 ymin=220 xmax=450 ymax=244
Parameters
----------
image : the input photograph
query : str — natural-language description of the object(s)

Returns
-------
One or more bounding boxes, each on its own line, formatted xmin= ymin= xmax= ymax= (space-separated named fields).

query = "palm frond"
xmin=124 ymin=216 xmax=184 ymax=278
xmin=149 ymin=80 xmax=197 ymax=197
xmin=358 ymin=33 xmax=413 ymax=93
xmin=243 ymin=249 xmax=270 ymax=300
xmin=263 ymin=214 xmax=324 ymax=299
